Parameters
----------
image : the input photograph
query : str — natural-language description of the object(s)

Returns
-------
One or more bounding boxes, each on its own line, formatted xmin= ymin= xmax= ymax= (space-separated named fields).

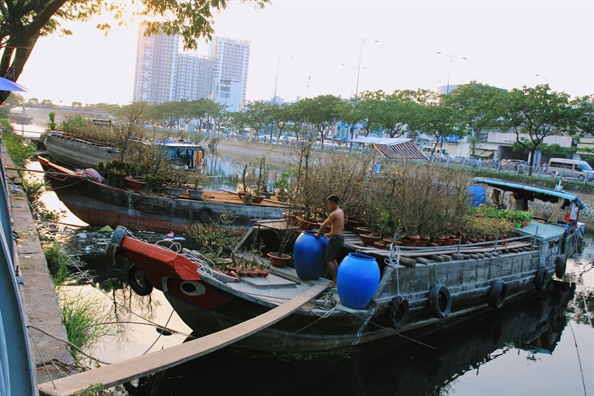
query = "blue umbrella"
xmin=0 ymin=76 xmax=28 ymax=92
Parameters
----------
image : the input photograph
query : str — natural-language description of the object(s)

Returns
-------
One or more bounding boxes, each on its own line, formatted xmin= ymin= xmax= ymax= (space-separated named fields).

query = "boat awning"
xmin=349 ymin=137 xmax=427 ymax=160
xmin=475 ymin=149 xmax=495 ymax=158
xmin=473 ymin=177 xmax=581 ymax=206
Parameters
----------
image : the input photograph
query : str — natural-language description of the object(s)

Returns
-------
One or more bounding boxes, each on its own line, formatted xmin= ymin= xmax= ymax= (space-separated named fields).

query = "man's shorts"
xmin=325 ymin=234 xmax=344 ymax=261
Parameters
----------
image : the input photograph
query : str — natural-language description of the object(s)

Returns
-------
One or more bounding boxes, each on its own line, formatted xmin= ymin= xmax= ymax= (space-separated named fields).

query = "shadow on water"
xmin=122 ymin=281 xmax=575 ymax=396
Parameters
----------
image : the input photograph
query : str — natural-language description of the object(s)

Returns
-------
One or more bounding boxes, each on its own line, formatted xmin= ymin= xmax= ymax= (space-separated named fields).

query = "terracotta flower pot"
xmin=401 ymin=240 xmax=417 ymax=247
xmin=373 ymin=241 xmax=386 ymax=249
xmin=297 ymin=217 xmax=317 ymax=231
xmin=360 ymin=234 xmax=381 ymax=246
xmin=252 ymin=195 xmax=265 ymax=204
xmin=267 ymin=252 xmax=292 ymax=268
xmin=125 ymin=176 xmax=146 ymax=190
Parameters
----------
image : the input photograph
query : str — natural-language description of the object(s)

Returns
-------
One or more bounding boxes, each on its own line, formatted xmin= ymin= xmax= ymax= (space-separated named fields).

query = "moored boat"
xmin=107 ymin=179 xmax=582 ymax=352
xmin=38 ymin=156 xmax=285 ymax=232
xmin=44 ymin=131 xmax=206 ymax=170
xmin=44 ymin=131 xmax=119 ymax=169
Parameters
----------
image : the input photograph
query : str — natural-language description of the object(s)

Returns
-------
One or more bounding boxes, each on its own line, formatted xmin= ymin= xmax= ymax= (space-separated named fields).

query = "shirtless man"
xmin=316 ymin=194 xmax=344 ymax=288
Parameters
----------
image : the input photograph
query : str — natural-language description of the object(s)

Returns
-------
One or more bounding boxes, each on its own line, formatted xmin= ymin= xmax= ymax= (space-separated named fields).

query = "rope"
xmin=26 ymin=325 xmax=112 ymax=365
xmin=343 ymin=310 xmax=436 ymax=349
xmin=384 ymin=239 xmax=401 ymax=295
xmin=142 ymin=309 xmax=175 ymax=355
xmin=568 ymin=322 xmax=588 ymax=396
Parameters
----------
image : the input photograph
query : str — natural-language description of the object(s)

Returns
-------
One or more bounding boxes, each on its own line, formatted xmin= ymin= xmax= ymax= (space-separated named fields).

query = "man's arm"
xmin=315 ymin=212 xmax=335 ymax=237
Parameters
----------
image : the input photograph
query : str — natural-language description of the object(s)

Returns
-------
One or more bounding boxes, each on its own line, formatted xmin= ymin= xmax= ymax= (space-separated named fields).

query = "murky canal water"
xmin=29 ymin=154 xmax=594 ymax=396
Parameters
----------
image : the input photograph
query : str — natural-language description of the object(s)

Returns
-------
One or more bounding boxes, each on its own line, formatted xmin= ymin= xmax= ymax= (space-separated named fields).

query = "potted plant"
xmin=164 ymin=165 xmax=186 ymax=196
xmin=273 ymin=169 xmax=294 ymax=203
xmin=254 ymin=156 xmax=272 ymax=199
xmin=267 ymin=219 xmax=299 ymax=268
xmin=188 ymin=168 xmax=206 ymax=199
xmin=238 ymin=162 xmax=251 ymax=200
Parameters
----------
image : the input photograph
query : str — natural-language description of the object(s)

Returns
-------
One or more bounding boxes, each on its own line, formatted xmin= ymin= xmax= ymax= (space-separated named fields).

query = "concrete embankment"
xmin=1 ymin=146 xmax=73 ymax=387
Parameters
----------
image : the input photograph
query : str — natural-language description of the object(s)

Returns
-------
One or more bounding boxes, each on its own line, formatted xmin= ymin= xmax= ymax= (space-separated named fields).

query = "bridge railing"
xmin=0 ymin=140 xmax=36 ymax=394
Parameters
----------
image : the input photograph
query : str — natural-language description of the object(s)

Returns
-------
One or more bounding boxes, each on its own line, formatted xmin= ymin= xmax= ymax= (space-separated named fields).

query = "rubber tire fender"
xmin=487 ymin=279 xmax=508 ymax=309
xmin=387 ymin=295 xmax=410 ymax=329
xmin=554 ymin=256 xmax=567 ymax=279
xmin=127 ymin=265 xmax=154 ymax=296
xmin=534 ymin=267 xmax=548 ymax=291
xmin=198 ymin=207 xmax=214 ymax=223
xmin=427 ymin=284 xmax=452 ymax=319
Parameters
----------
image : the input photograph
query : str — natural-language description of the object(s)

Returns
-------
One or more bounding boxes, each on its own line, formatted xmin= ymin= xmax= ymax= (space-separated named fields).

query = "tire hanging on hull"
xmin=428 ymin=284 xmax=452 ymax=319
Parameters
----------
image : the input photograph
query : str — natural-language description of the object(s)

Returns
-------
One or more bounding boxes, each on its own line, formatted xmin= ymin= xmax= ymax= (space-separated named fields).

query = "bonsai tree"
xmin=255 ymin=155 xmax=270 ymax=195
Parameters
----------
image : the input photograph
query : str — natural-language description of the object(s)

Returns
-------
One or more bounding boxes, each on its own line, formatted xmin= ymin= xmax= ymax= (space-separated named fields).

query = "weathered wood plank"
xmin=38 ymin=283 xmax=328 ymax=396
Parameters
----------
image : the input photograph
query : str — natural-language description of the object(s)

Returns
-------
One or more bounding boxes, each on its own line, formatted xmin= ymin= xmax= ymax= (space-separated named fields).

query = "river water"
xmin=30 ymin=153 xmax=594 ymax=396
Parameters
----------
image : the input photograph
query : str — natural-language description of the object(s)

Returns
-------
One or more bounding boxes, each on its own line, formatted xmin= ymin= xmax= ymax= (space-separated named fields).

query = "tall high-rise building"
xmin=133 ymin=25 xmax=179 ymax=104
xmin=133 ymin=25 xmax=217 ymax=104
xmin=133 ymin=28 xmax=250 ymax=112
xmin=174 ymin=53 xmax=217 ymax=102
xmin=209 ymin=37 xmax=250 ymax=112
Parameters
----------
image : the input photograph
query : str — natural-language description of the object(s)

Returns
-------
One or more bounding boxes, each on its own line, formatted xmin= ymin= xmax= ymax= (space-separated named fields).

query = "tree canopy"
xmin=0 ymin=0 xmax=269 ymax=102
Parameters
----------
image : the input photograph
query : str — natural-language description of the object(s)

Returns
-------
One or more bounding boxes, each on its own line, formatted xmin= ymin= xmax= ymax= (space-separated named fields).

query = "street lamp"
xmin=273 ymin=54 xmax=292 ymax=105
xmin=355 ymin=38 xmax=379 ymax=99
xmin=437 ymin=52 xmax=467 ymax=94
xmin=341 ymin=63 xmax=359 ymax=99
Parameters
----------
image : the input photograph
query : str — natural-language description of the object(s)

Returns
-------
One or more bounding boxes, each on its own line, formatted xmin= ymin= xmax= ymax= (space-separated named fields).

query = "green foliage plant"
xmin=186 ymin=221 xmax=247 ymax=262
xmin=1 ymin=130 xmax=35 ymax=168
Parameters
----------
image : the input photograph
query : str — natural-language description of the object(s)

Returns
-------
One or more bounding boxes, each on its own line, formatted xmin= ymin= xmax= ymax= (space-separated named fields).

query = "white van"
xmin=548 ymin=158 xmax=594 ymax=181
xmin=422 ymin=146 xmax=453 ymax=161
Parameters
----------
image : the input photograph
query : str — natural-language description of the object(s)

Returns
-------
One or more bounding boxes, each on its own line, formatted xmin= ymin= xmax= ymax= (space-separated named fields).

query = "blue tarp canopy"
xmin=473 ymin=177 xmax=580 ymax=207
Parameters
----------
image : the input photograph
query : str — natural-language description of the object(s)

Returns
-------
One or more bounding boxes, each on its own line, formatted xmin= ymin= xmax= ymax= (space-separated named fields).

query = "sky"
xmin=16 ymin=0 xmax=594 ymax=106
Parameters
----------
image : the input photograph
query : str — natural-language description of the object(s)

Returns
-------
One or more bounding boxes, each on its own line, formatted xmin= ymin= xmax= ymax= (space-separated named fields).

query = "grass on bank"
xmin=1 ymin=129 xmax=35 ymax=168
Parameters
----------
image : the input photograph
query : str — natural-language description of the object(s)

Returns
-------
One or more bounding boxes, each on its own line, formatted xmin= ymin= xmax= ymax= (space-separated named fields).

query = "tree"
xmin=441 ymin=81 xmax=505 ymax=140
xmin=0 ymin=0 xmax=269 ymax=102
xmin=299 ymin=95 xmax=343 ymax=147
xmin=494 ymin=84 xmax=581 ymax=175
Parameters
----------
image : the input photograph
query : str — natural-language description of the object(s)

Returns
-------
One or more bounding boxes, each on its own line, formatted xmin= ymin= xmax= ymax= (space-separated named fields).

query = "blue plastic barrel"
xmin=467 ymin=185 xmax=485 ymax=207
xmin=337 ymin=253 xmax=380 ymax=309
xmin=293 ymin=231 xmax=329 ymax=280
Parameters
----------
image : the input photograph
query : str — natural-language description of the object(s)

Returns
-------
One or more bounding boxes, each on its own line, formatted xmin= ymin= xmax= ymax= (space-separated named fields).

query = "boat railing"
xmin=394 ymin=233 xmax=536 ymax=254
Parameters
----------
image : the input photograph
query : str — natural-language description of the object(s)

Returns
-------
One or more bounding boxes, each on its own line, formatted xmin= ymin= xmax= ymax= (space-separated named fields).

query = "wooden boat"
xmin=38 ymin=156 xmax=285 ymax=232
xmin=129 ymin=280 xmax=575 ymax=394
xmin=107 ymin=178 xmax=582 ymax=352
xmin=44 ymin=131 xmax=205 ymax=170
xmin=44 ymin=131 xmax=119 ymax=169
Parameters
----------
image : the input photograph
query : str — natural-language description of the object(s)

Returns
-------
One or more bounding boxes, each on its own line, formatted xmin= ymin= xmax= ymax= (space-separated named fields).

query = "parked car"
xmin=548 ymin=158 xmax=594 ymax=181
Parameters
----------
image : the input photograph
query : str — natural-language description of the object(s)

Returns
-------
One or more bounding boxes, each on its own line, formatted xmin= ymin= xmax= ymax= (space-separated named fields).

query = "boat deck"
xmin=130 ymin=188 xmax=289 ymax=208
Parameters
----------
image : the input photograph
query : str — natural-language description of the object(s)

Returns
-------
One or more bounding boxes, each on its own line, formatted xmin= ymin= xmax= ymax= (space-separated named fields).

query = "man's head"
xmin=327 ymin=194 xmax=339 ymax=209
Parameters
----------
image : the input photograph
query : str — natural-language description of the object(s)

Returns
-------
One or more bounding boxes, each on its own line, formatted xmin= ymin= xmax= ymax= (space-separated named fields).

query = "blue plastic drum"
xmin=467 ymin=185 xmax=485 ymax=207
xmin=293 ymin=231 xmax=329 ymax=280
xmin=337 ymin=253 xmax=380 ymax=309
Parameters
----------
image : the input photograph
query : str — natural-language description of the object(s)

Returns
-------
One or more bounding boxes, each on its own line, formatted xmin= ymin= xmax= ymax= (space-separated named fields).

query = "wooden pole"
xmin=38 ymin=283 xmax=328 ymax=396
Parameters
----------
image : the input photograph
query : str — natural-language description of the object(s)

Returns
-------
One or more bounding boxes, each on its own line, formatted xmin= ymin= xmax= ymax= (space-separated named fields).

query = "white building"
xmin=209 ymin=37 xmax=250 ymax=112
xmin=173 ymin=53 xmax=217 ymax=102
xmin=133 ymin=25 xmax=218 ymax=104
xmin=133 ymin=25 xmax=179 ymax=104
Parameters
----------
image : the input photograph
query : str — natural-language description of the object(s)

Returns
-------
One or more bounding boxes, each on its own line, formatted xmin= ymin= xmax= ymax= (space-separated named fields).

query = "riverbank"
xmin=1 ymin=145 xmax=74 ymax=386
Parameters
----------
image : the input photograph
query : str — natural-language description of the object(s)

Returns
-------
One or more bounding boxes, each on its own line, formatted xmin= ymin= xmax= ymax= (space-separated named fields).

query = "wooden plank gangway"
xmin=38 ymin=283 xmax=328 ymax=396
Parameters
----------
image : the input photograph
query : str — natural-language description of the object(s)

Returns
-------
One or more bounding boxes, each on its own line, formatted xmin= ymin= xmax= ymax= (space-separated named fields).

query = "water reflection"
xmin=122 ymin=282 xmax=575 ymax=396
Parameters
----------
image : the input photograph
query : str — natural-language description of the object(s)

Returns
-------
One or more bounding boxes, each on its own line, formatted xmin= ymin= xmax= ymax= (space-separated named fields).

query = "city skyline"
xmin=15 ymin=1 xmax=594 ymax=106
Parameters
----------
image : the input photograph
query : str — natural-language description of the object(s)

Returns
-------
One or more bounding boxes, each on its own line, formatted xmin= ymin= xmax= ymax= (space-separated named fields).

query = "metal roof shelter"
xmin=473 ymin=177 xmax=582 ymax=206
xmin=349 ymin=137 xmax=427 ymax=160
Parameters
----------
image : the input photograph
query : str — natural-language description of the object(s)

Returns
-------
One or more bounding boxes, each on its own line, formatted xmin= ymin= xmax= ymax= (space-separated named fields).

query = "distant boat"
xmin=38 ymin=156 xmax=285 ymax=232
xmin=44 ymin=131 xmax=206 ymax=170
xmin=44 ymin=131 xmax=119 ymax=169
